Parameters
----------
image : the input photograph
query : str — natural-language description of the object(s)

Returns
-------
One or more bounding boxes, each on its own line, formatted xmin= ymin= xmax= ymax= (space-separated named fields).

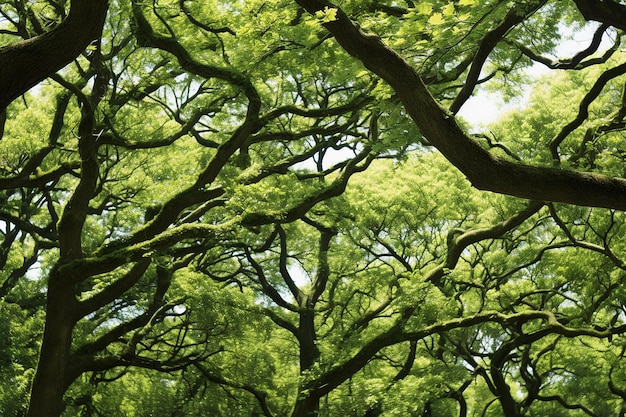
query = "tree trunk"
xmin=291 ymin=395 xmax=322 ymax=417
xmin=27 ymin=275 xmax=79 ymax=417
xmin=291 ymin=307 xmax=321 ymax=417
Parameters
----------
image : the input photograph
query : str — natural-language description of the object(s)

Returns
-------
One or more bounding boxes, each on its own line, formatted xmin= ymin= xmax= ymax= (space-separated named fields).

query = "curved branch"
xmin=59 ymin=222 xmax=232 ymax=283
xmin=0 ymin=0 xmax=109 ymax=111
xmin=514 ymin=24 xmax=617 ymax=70
xmin=536 ymin=395 xmax=598 ymax=416
xmin=425 ymin=200 xmax=544 ymax=286
xmin=573 ymin=0 xmax=626 ymax=32
xmin=294 ymin=0 xmax=626 ymax=210
xmin=550 ymin=62 xmax=626 ymax=160
xmin=450 ymin=2 xmax=546 ymax=114
xmin=311 ymin=309 xmax=623 ymax=400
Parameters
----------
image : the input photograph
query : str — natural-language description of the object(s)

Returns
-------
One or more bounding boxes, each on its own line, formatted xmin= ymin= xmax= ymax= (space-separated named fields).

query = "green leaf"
xmin=442 ymin=3 xmax=455 ymax=17
xmin=427 ymin=12 xmax=445 ymax=25
xmin=416 ymin=2 xmax=433 ymax=15
xmin=315 ymin=6 xmax=338 ymax=23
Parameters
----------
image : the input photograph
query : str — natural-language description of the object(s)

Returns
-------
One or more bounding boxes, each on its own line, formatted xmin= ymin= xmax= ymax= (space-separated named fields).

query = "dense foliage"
xmin=2 ymin=1 xmax=626 ymax=416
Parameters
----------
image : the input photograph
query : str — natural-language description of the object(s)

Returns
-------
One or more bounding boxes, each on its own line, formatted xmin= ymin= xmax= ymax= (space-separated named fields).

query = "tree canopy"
xmin=2 ymin=1 xmax=626 ymax=417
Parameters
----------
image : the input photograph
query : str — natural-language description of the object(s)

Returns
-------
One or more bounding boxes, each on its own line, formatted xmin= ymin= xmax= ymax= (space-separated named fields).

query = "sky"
xmin=457 ymin=92 xmax=514 ymax=127
xmin=456 ymin=21 xmax=615 ymax=128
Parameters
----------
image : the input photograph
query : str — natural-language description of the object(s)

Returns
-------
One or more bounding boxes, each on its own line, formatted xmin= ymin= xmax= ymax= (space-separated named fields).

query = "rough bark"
xmin=26 ymin=275 xmax=79 ymax=417
xmin=294 ymin=0 xmax=626 ymax=211
xmin=0 ymin=0 xmax=109 ymax=111
xmin=26 ymin=42 xmax=106 ymax=416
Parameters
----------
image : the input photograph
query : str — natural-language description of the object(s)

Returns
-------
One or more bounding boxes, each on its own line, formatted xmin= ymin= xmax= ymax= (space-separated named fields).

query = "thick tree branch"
xmin=58 ymin=222 xmax=232 ymax=283
xmin=573 ymin=0 xmax=626 ymax=32
xmin=294 ymin=0 xmax=626 ymax=210
xmin=57 ymin=99 xmax=101 ymax=261
xmin=76 ymin=260 xmax=151 ymax=318
xmin=0 ymin=0 xmax=109 ymax=111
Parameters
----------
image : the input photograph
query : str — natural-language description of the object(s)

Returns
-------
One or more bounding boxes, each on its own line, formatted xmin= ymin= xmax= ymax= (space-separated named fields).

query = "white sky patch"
xmin=457 ymin=92 xmax=512 ymax=127
xmin=457 ymin=21 xmax=615 ymax=128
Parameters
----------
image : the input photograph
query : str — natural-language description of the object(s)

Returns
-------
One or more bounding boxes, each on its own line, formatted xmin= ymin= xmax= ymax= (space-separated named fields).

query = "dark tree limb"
xmin=573 ymin=0 xmax=626 ymax=32
xmin=294 ymin=0 xmax=626 ymax=211
xmin=550 ymin=62 xmax=626 ymax=160
xmin=0 ymin=0 xmax=109 ymax=111
xmin=513 ymin=24 xmax=618 ymax=70
xmin=535 ymin=395 xmax=598 ymax=416
xmin=307 ymin=309 xmax=626 ymax=401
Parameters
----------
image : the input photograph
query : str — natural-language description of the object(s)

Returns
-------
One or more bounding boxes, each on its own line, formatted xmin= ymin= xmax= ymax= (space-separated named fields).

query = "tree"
xmin=58 ymin=153 xmax=626 ymax=417
xmin=3 ymin=1 xmax=626 ymax=417
xmin=2 ymin=1 xmax=380 ymax=415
